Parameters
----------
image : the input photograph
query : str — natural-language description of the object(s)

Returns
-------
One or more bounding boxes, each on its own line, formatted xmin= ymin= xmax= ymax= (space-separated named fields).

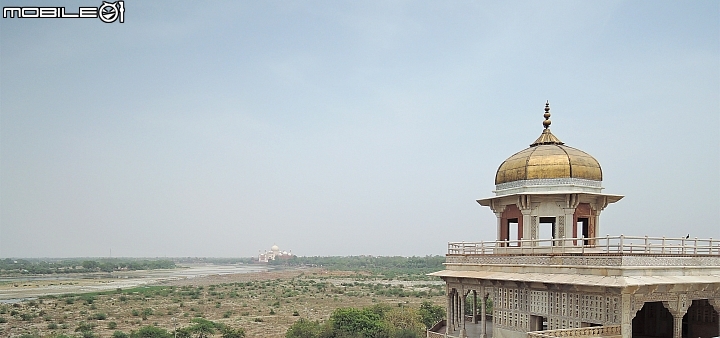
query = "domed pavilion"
xmin=428 ymin=103 xmax=720 ymax=338
xmin=476 ymin=101 xmax=622 ymax=248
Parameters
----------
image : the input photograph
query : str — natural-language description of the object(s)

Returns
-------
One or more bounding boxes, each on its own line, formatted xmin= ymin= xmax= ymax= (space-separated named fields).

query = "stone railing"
xmin=449 ymin=235 xmax=720 ymax=256
xmin=427 ymin=331 xmax=447 ymax=338
xmin=527 ymin=325 xmax=621 ymax=338
xmin=426 ymin=320 xmax=447 ymax=338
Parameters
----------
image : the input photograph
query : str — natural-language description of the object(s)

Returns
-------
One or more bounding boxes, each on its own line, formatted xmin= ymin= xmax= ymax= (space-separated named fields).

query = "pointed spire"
xmin=530 ymin=101 xmax=564 ymax=146
xmin=543 ymin=100 xmax=551 ymax=129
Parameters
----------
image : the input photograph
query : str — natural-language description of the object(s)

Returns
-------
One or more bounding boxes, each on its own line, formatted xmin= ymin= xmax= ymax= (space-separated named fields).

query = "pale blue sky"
xmin=1 ymin=1 xmax=718 ymax=257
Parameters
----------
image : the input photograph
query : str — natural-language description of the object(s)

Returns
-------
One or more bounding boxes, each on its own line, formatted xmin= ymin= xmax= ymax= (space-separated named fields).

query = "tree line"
xmin=0 ymin=258 xmax=175 ymax=274
xmin=274 ymin=256 xmax=445 ymax=279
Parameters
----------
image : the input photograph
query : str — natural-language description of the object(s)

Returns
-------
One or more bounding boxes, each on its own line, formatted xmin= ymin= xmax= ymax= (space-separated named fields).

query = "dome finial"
xmin=530 ymin=101 xmax=563 ymax=146
xmin=543 ymin=100 xmax=551 ymax=129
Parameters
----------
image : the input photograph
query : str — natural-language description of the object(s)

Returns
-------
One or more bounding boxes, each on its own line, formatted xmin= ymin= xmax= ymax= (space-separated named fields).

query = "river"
xmin=0 ymin=263 xmax=269 ymax=303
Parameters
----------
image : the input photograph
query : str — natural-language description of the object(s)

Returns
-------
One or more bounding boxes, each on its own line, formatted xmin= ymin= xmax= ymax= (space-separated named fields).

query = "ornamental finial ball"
xmin=543 ymin=101 xmax=551 ymax=129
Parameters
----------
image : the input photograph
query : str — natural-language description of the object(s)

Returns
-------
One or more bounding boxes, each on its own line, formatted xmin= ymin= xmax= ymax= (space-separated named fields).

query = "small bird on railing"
xmin=685 ymin=234 xmax=690 ymax=239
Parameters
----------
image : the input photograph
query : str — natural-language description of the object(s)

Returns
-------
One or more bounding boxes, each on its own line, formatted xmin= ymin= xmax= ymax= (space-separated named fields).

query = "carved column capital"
xmin=518 ymin=194 xmax=531 ymax=210
xmin=708 ymin=298 xmax=720 ymax=313
xmin=662 ymin=294 xmax=690 ymax=317
xmin=490 ymin=199 xmax=506 ymax=214
xmin=662 ymin=295 xmax=690 ymax=338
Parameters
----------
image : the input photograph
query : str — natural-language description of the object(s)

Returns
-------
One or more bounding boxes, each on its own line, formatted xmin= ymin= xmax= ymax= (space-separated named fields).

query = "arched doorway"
xmin=685 ymin=299 xmax=719 ymax=338
xmin=633 ymin=301 xmax=673 ymax=338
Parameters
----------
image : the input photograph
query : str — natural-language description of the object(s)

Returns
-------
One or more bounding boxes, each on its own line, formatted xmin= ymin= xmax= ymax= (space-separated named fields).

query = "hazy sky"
xmin=1 ymin=1 xmax=718 ymax=258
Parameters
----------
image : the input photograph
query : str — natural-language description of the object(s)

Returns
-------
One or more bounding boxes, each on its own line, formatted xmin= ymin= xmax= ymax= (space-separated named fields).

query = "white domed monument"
xmin=428 ymin=103 xmax=720 ymax=338
xmin=258 ymin=244 xmax=293 ymax=263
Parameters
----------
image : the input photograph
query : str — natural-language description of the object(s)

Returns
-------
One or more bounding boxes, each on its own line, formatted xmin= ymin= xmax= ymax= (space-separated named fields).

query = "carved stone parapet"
xmin=445 ymin=254 xmax=720 ymax=267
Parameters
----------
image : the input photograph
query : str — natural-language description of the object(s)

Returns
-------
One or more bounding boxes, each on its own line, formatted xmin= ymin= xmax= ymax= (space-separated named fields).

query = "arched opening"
xmin=500 ymin=205 xmax=523 ymax=246
xmin=573 ymin=203 xmax=595 ymax=245
xmin=508 ymin=218 xmax=519 ymax=246
xmin=539 ymin=217 xmax=556 ymax=246
xmin=577 ymin=218 xmax=589 ymax=245
xmin=685 ymin=299 xmax=719 ymax=338
xmin=633 ymin=301 xmax=673 ymax=338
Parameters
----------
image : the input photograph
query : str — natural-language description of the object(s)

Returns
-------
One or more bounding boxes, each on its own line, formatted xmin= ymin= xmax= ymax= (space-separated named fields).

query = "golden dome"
xmin=494 ymin=102 xmax=602 ymax=185
xmin=495 ymin=144 xmax=602 ymax=184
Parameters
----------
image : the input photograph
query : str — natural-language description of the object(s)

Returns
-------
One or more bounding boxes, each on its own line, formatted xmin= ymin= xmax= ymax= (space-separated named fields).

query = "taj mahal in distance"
xmin=428 ymin=103 xmax=720 ymax=338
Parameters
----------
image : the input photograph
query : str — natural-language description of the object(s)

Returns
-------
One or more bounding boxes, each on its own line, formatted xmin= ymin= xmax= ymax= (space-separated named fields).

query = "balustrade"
xmin=526 ymin=325 xmax=621 ymax=338
xmin=448 ymin=235 xmax=719 ymax=256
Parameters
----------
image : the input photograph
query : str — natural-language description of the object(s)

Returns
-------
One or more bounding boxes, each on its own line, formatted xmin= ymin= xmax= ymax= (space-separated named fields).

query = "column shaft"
xmin=456 ymin=292 xmax=461 ymax=329
xmin=673 ymin=314 xmax=682 ymax=338
xmin=459 ymin=289 xmax=466 ymax=338
xmin=480 ymin=287 xmax=487 ymax=338
xmin=563 ymin=209 xmax=575 ymax=246
xmin=473 ymin=290 xmax=478 ymax=324
xmin=446 ymin=291 xmax=452 ymax=335
xmin=521 ymin=211 xmax=532 ymax=246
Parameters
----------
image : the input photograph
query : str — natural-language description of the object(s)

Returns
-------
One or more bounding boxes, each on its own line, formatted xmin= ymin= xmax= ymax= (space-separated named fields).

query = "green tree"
xmin=383 ymin=307 xmax=424 ymax=338
xmin=286 ymin=318 xmax=322 ymax=338
xmin=188 ymin=318 xmax=218 ymax=338
xmin=112 ymin=332 xmax=129 ymax=338
xmin=366 ymin=304 xmax=393 ymax=318
xmin=175 ymin=327 xmax=193 ymax=338
xmin=390 ymin=329 xmax=420 ymax=338
xmin=330 ymin=308 xmax=386 ymax=338
xmin=82 ymin=261 xmax=99 ymax=270
xmin=130 ymin=326 xmax=172 ymax=338
xmin=220 ymin=326 xmax=245 ymax=338
xmin=418 ymin=301 xmax=445 ymax=329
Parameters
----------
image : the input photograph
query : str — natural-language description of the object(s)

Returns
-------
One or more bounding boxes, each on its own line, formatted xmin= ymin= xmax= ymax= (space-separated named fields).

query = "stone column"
xmin=446 ymin=290 xmax=452 ymax=335
xmin=495 ymin=212 xmax=503 ymax=242
xmin=452 ymin=291 xmax=457 ymax=329
xmin=553 ymin=216 xmax=564 ymax=246
xmin=621 ymin=294 xmax=634 ymax=338
xmin=459 ymin=288 xmax=466 ymax=338
xmin=521 ymin=209 xmax=532 ymax=246
xmin=473 ymin=290 xmax=478 ymax=324
xmin=662 ymin=295 xmax=690 ymax=338
xmin=594 ymin=211 xmax=601 ymax=242
xmin=455 ymin=290 xmax=462 ymax=329
xmin=563 ymin=208 xmax=575 ymax=246
xmin=480 ymin=287 xmax=487 ymax=338
xmin=453 ymin=289 xmax=460 ymax=331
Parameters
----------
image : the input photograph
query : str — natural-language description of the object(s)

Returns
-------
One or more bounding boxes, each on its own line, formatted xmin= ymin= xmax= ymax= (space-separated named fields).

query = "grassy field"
xmin=0 ymin=268 xmax=446 ymax=338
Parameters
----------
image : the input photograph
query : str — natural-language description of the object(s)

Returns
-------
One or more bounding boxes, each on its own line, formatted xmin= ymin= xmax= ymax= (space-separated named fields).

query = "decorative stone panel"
xmin=445 ymin=254 xmax=720 ymax=267
xmin=531 ymin=216 xmax=538 ymax=240
xmin=495 ymin=178 xmax=602 ymax=191
xmin=491 ymin=284 xmax=621 ymax=334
